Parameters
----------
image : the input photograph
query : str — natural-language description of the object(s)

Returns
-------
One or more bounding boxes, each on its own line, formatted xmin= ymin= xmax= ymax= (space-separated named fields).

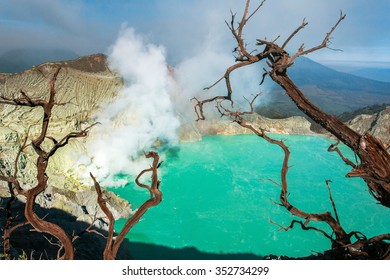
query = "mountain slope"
xmin=289 ymin=57 xmax=390 ymax=94
xmin=258 ymin=57 xmax=390 ymax=117
xmin=350 ymin=67 xmax=390 ymax=83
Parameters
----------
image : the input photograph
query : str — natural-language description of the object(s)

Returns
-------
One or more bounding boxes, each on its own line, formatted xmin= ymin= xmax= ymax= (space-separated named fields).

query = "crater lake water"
xmin=111 ymin=134 xmax=390 ymax=259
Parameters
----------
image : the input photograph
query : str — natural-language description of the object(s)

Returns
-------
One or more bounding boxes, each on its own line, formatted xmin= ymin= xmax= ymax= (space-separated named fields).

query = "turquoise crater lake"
xmin=111 ymin=134 xmax=390 ymax=259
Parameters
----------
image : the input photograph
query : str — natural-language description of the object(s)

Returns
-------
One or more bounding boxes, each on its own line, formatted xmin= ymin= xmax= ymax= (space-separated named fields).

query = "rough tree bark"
xmin=0 ymin=67 xmax=97 ymax=259
xmin=193 ymin=0 xmax=390 ymax=259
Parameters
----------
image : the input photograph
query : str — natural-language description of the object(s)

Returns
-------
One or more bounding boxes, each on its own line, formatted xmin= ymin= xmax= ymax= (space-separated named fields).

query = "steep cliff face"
xmin=0 ymin=54 xmax=121 ymax=124
xmin=347 ymin=106 xmax=390 ymax=147
xmin=0 ymin=55 xmax=132 ymax=258
xmin=0 ymin=54 xmax=123 ymax=189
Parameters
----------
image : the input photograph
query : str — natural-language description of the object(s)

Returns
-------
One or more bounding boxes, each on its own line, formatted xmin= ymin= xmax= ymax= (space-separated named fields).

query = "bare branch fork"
xmin=192 ymin=0 xmax=267 ymax=121
xmin=71 ymin=213 xmax=105 ymax=243
xmin=327 ymin=140 xmax=357 ymax=168
xmin=90 ymin=151 xmax=162 ymax=260
xmin=325 ymin=180 xmax=340 ymax=223
xmin=0 ymin=67 xmax=98 ymax=259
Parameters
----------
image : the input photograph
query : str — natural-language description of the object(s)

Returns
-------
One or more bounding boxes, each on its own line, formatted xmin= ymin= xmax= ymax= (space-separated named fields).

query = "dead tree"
xmin=0 ymin=68 xmax=97 ymax=259
xmin=0 ymin=67 xmax=164 ymax=260
xmin=90 ymin=151 xmax=162 ymax=260
xmin=193 ymin=0 xmax=390 ymax=208
xmin=193 ymin=0 xmax=390 ymax=259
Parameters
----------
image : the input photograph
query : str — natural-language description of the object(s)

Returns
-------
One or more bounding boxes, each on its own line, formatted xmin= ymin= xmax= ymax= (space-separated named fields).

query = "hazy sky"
xmin=0 ymin=0 xmax=389 ymax=68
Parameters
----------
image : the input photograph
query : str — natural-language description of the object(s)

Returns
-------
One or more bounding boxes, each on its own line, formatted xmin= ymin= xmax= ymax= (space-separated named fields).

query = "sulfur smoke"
xmin=81 ymin=22 xmax=269 ymax=186
xmin=84 ymin=27 xmax=180 ymax=185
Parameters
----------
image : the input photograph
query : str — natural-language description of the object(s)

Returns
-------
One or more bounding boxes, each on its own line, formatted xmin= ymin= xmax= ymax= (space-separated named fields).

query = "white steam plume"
xmin=174 ymin=25 xmax=272 ymax=121
xmin=84 ymin=27 xmax=180 ymax=185
xmin=81 ymin=21 xmax=271 ymax=186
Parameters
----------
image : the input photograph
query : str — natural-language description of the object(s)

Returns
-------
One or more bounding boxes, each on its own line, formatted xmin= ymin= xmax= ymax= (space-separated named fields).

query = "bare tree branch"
xmin=270 ymin=219 xmax=334 ymax=241
xmin=325 ymin=180 xmax=340 ymax=223
xmin=90 ymin=173 xmax=115 ymax=260
xmin=281 ymin=18 xmax=308 ymax=49
xmin=90 ymin=151 xmax=162 ymax=260
xmin=47 ymin=122 xmax=100 ymax=158
xmin=288 ymin=11 xmax=346 ymax=63
xmin=192 ymin=1 xmax=270 ymax=121
xmin=327 ymin=140 xmax=357 ymax=168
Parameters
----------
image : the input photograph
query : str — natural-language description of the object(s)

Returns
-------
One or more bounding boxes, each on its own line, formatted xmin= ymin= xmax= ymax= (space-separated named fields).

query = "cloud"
xmin=0 ymin=0 xmax=111 ymax=55
xmin=135 ymin=0 xmax=390 ymax=64
xmin=1 ymin=0 xmax=389 ymax=63
xmin=1 ymin=0 xmax=84 ymax=33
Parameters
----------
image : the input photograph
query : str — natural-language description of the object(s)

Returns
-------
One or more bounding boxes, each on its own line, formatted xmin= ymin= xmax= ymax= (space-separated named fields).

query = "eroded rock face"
xmin=0 ymin=55 xmax=134 ymax=247
xmin=347 ymin=106 xmax=390 ymax=147
xmin=180 ymin=113 xmax=313 ymax=142
xmin=0 ymin=54 xmax=122 ymax=189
